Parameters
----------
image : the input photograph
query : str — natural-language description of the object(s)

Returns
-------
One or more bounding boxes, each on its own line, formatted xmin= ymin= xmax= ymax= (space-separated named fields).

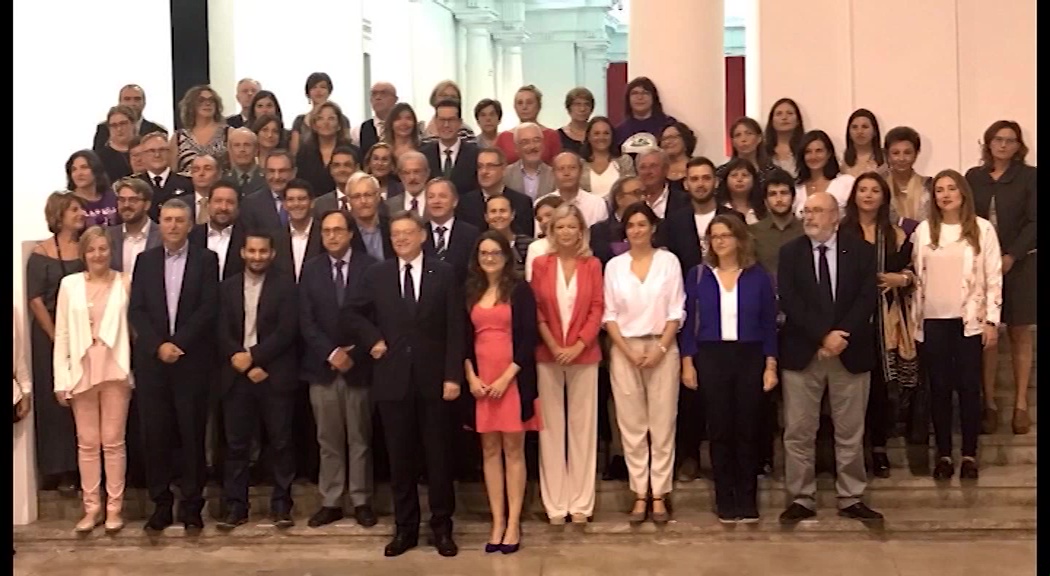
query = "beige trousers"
xmin=609 ymin=338 xmax=680 ymax=497
xmin=537 ymin=362 xmax=599 ymax=518
xmin=70 ymin=380 xmax=132 ymax=516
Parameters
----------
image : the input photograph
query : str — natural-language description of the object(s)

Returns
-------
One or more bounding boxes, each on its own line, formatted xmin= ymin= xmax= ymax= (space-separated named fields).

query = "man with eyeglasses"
xmin=138 ymin=131 xmax=193 ymax=223
xmin=107 ymin=177 xmax=161 ymax=274
xmin=421 ymin=100 xmax=479 ymax=198
xmin=92 ymin=84 xmax=168 ymax=152
xmin=299 ymin=209 xmax=379 ymax=530
xmin=346 ymin=173 xmax=395 ymax=261
xmin=456 ymin=147 xmax=533 ymax=235
xmin=353 ymin=82 xmax=399 ymax=153
xmin=240 ymin=150 xmax=297 ymax=233
xmin=503 ymin=123 xmax=555 ymax=201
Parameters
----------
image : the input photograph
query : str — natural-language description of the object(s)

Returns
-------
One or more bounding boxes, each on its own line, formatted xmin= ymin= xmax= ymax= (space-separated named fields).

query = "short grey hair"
xmin=513 ymin=122 xmax=542 ymax=145
xmin=553 ymin=151 xmax=584 ymax=169
xmin=160 ymin=197 xmax=191 ymax=216
xmin=228 ymin=127 xmax=258 ymax=144
xmin=397 ymin=150 xmax=428 ymax=172
xmin=346 ymin=170 xmax=380 ymax=194
xmin=635 ymin=146 xmax=669 ymax=166
xmin=237 ymin=78 xmax=261 ymax=90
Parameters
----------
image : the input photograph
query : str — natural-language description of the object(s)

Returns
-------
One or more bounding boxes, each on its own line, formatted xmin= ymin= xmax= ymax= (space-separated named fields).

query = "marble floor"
xmin=12 ymin=539 xmax=1036 ymax=576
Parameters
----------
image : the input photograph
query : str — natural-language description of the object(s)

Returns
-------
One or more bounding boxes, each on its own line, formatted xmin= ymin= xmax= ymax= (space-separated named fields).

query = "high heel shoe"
xmin=74 ymin=512 xmax=104 ymax=533
xmin=628 ymin=497 xmax=648 ymax=526
xmin=500 ymin=524 xmax=521 ymax=554
xmin=485 ymin=525 xmax=505 ymax=553
xmin=651 ymin=497 xmax=670 ymax=525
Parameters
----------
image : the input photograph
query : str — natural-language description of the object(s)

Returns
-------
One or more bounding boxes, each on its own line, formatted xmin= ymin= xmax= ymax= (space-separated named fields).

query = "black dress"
xmin=97 ymin=144 xmax=133 ymax=183
xmin=25 ymin=244 xmax=84 ymax=478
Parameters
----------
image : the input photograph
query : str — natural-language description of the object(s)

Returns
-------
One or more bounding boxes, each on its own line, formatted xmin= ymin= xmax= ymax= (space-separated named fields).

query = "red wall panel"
xmin=606 ymin=62 xmax=628 ymax=125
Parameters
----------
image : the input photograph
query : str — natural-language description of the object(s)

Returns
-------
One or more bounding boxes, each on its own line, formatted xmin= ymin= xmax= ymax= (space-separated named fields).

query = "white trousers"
xmin=537 ymin=362 xmax=598 ymax=518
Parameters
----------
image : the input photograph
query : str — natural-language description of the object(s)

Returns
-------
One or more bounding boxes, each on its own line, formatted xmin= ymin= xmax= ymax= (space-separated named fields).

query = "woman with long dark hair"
xmin=716 ymin=157 xmax=766 ymax=224
xmin=840 ymin=172 xmax=917 ymax=477
xmin=842 ymin=109 xmax=886 ymax=177
xmin=382 ymin=102 xmax=422 ymax=161
xmin=295 ymin=101 xmax=360 ymax=196
xmin=579 ymin=116 xmax=635 ymax=200
xmin=463 ymin=230 xmax=542 ymax=554
xmin=716 ymin=117 xmax=780 ymax=192
xmin=66 ymin=150 xmax=117 ymax=228
xmin=763 ymin=98 xmax=805 ymax=176
xmin=793 ymin=130 xmax=855 ymax=218
xmin=247 ymin=91 xmax=290 ymax=149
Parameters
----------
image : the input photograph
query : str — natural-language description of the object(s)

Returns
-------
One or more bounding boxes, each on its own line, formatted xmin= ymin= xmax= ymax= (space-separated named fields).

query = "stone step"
xmin=883 ymin=429 xmax=1036 ymax=468
xmin=35 ymin=464 xmax=1037 ymax=522
xmin=14 ymin=506 xmax=1035 ymax=547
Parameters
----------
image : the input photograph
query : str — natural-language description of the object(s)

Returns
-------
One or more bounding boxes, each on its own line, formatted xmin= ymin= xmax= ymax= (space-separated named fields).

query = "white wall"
xmin=406 ymin=0 xmax=459 ymax=115
xmin=522 ymin=42 xmax=578 ymax=128
xmin=748 ymin=0 xmax=1037 ymax=174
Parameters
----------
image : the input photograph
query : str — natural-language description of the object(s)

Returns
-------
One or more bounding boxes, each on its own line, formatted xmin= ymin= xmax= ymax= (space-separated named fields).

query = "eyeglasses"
xmin=992 ymin=136 xmax=1019 ymax=146
xmin=108 ymin=120 xmax=132 ymax=129
xmin=435 ymin=117 xmax=460 ymax=126
xmin=117 ymin=196 xmax=144 ymax=204
xmin=197 ymin=96 xmax=217 ymax=104
xmin=479 ymin=250 xmax=505 ymax=260
xmin=142 ymin=147 xmax=167 ymax=156
xmin=709 ymin=233 xmax=735 ymax=242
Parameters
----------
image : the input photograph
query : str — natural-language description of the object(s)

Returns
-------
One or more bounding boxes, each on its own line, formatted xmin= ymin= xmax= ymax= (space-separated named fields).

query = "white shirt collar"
xmin=810 ymin=231 xmax=839 ymax=251
xmin=439 ymin=139 xmax=461 ymax=157
xmin=328 ymin=249 xmax=352 ymax=266
xmin=431 ymin=217 xmax=455 ymax=233
xmin=399 ymin=252 xmax=424 ymax=271
xmin=147 ymin=167 xmax=171 ymax=182
xmin=648 ymin=185 xmax=669 ymax=207
xmin=208 ymin=223 xmax=233 ymax=238
xmin=290 ymin=218 xmax=314 ymax=238
xmin=124 ymin=219 xmax=150 ymax=239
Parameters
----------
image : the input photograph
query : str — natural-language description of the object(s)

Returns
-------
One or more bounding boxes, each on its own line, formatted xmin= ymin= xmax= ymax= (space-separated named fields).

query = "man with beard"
xmin=189 ymin=181 xmax=246 ymax=282
xmin=107 ymin=177 xmax=162 ymax=274
xmin=750 ymin=169 xmax=804 ymax=280
xmin=241 ymin=150 xmax=297 ymax=233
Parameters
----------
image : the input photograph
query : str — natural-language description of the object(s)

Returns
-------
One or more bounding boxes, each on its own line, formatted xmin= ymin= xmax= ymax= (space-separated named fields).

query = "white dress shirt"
xmin=524 ymin=237 xmax=550 ymax=282
xmin=693 ymin=210 xmax=717 ymax=258
xmin=399 ymin=252 xmax=424 ymax=301
xmin=147 ymin=168 xmax=172 ymax=188
xmin=243 ymin=272 xmax=264 ymax=349
xmin=206 ymin=223 xmax=234 ymax=280
xmin=439 ymin=139 xmax=461 ymax=169
xmin=647 ymin=185 xmax=670 ymax=219
xmin=122 ymin=219 xmax=151 ymax=274
xmin=713 ymin=268 xmax=740 ymax=341
xmin=794 ymin=174 xmax=856 ymax=219
xmin=290 ymin=218 xmax=314 ymax=280
xmin=403 ymin=191 xmax=427 ymax=218
xmin=602 ymin=249 xmax=686 ymax=337
xmin=542 ymin=189 xmax=609 ymax=228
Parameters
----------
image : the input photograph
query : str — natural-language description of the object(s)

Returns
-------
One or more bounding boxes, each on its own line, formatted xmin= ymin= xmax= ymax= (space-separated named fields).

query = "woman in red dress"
xmin=464 ymin=230 xmax=542 ymax=554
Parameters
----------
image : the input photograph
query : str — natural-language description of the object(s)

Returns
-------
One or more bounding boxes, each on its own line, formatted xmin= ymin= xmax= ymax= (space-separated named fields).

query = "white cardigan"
xmin=910 ymin=217 xmax=1002 ymax=342
xmin=13 ymin=307 xmax=31 ymax=406
xmin=52 ymin=272 xmax=132 ymax=395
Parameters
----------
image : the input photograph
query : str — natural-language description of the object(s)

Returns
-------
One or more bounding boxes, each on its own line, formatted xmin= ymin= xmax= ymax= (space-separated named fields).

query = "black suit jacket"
xmin=299 ymin=250 xmax=377 ymax=384
xmin=128 ymin=244 xmax=220 ymax=370
xmin=664 ymin=188 xmax=691 ymax=218
xmin=966 ymin=163 xmax=1037 ymax=261
xmin=188 ymin=223 xmax=246 ymax=281
xmin=660 ymin=205 xmax=745 ymax=276
xmin=344 ymin=256 xmax=466 ymax=402
xmin=349 ymin=216 xmax=396 ymax=260
xmin=218 ymin=269 xmax=299 ymax=391
xmin=423 ymin=220 xmax=480 ymax=282
xmin=422 ymin=140 xmax=479 ymax=198
xmin=777 ymin=231 xmax=877 ymax=374
xmin=296 ymin=141 xmax=362 ymax=199
xmin=272 ymin=222 xmax=323 ymax=279
xmin=140 ymin=172 xmax=194 ymax=223
xmin=456 ymin=187 xmax=534 ymax=236
xmin=94 ymin=118 xmax=167 ymax=152
xmin=240 ymin=189 xmax=284 ymax=233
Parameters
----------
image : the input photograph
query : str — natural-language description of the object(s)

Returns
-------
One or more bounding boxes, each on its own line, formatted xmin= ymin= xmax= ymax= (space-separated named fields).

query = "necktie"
xmin=334 ymin=260 xmax=346 ymax=307
xmin=375 ymin=120 xmax=385 ymax=140
xmin=817 ymin=244 xmax=834 ymax=310
xmin=278 ymin=202 xmax=289 ymax=226
xmin=410 ymin=196 xmax=419 ymax=214
xmin=240 ymin=172 xmax=250 ymax=189
xmin=402 ymin=263 xmax=417 ymax=309
xmin=153 ymin=176 xmax=163 ymax=188
xmin=339 ymin=195 xmax=349 ymax=212
xmin=196 ymin=197 xmax=209 ymax=225
xmin=443 ymin=149 xmax=453 ymax=176
xmin=435 ymin=226 xmax=447 ymax=256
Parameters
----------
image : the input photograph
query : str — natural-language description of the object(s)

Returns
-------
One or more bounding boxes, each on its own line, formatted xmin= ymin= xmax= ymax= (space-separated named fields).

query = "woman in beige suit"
xmin=53 ymin=226 xmax=133 ymax=533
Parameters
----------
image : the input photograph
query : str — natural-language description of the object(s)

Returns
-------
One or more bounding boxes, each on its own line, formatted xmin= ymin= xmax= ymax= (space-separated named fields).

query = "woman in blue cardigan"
xmin=679 ymin=214 xmax=779 ymax=523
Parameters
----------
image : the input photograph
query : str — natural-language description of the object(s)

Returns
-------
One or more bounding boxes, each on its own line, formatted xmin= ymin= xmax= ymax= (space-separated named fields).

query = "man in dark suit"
xmin=92 ymin=84 xmax=167 ymax=151
xmin=138 ymin=132 xmax=194 ymax=222
xmin=422 ymin=178 xmax=480 ymax=282
xmin=215 ymin=231 xmax=300 ymax=531
xmin=128 ymin=198 xmax=219 ymax=532
xmin=108 ymin=177 xmax=162 ymax=273
xmin=353 ymin=82 xmax=398 ymax=154
xmin=344 ymin=210 xmax=465 ymax=558
xmin=188 ymin=181 xmax=246 ymax=282
xmin=636 ymin=146 xmax=689 ymax=219
xmin=240 ymin=150 xmax=296 ymax=233
xmin=346 ymin=173 xmax=395 ymax=261
xmin=312 ymin=146 xmax=367 ymax=217
xmin=224 ymin=128 xmax=268 ymax=198
xmin=421 ymin=99 xmax=479 ymax=197
xmin=273 ymin=179 xmax=323 ymax=281
xmin=777 ymin=191 xmax=882 ymax=526
xmin=299 ymin=210 xmax=379 ymax=529
xmin=589 ymin=176 xmax=642 ymax=268
xmin=456 ymin=147 xmax=533 ymax=235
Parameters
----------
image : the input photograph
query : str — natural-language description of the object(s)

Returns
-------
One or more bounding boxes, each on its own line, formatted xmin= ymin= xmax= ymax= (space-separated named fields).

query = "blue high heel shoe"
xmin=500 ymin=542 xmax=520 ymax=555
xmin=485 ymin=543 xmax=502 ymax=554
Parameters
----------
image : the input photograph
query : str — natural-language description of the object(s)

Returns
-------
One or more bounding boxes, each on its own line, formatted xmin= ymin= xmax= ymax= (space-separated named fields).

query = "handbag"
xmin=882 ymin=289 xmax=919 ymax=389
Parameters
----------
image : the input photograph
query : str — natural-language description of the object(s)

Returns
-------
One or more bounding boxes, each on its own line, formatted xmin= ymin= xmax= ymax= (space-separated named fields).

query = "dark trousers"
xmin=756 ymin=383 xmax=780 ymax=468
xmin=222 ymin=378 xmax=297 ymax=515
xmin=136 ymin=362 xmax=210 ymax=511
xmin=378 ymin=393 xmax=455 ymax=537
xmin=677 ymin=386 xmax=707 ymax=464
xmin=865 ymin=358 xmax=889 ymax=449
xmin=698 ymin=342 xmax=764 ymax=517
xmin=293 ymin=384 xmax=320 ymax=482
xmin=922 ymin=319 xmax=982 ymax=459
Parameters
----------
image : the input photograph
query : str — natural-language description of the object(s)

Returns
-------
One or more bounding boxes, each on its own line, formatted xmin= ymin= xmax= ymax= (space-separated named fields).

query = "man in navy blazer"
xmin=215 ymin=231 xmax=300 ymax=531
xmin=298 ymin=210 xmax=379 ymax=529
xmin=128 ymin=198 xmax=219 ymax=532
xmin=421 ymin=178 xmax=480 ymax=283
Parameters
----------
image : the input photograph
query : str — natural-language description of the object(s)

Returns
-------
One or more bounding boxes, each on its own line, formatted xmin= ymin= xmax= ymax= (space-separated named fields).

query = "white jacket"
xmin=12 ymin=307 xmax=31 ymax=406
xmin=52 ymin=272 xmax=132 ymax=394
xmin=910 ymin=216 xmax=1002 ymax=342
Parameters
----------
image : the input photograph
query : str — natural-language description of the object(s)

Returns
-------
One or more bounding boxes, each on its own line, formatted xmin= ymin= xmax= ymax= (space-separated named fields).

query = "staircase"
xmin=16 ymin=333 xmax=1037 ymax=547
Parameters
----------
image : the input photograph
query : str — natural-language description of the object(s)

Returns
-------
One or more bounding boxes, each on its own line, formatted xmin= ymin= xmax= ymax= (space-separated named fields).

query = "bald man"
xmin=223 ymin=128 xmax=267 ymax=196
xmin=226 ymin=78 xmax=261 ymax=129
xmin=776 ymin=191 xmax=881 ymax=525
xmin=353 ymin=82 xmax=399 ymax=153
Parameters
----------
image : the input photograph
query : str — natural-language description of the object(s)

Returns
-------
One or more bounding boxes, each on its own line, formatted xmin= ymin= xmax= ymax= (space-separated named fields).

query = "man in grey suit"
xmin=503 ymin=122 xmax=555 ymax=201
xmin=383 ymin=150 xmax=429 ymax=219
xmin=107 ymin=177 xmax=162 ymax=273
xmin=224 ymin=128 xmax=268 ymax=198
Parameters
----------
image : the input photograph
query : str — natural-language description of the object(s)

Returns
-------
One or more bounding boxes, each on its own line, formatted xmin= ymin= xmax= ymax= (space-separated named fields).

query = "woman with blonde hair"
xmin=530 ymin=204 xmax=604 ymax=524
xmin=53 ymin=226 xmax=133 ymax=532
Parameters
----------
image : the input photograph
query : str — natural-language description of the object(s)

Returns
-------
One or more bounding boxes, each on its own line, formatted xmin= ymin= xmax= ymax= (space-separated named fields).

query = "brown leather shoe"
xmin=981 ymin=407 xmax=999 ymax=434
xmin=1012 ymin=409 xmax=1031 ymax=435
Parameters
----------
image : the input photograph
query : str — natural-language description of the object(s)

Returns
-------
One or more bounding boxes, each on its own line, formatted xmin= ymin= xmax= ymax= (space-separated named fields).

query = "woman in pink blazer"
xmin=530 ymin=204 xmax=604 ymax=524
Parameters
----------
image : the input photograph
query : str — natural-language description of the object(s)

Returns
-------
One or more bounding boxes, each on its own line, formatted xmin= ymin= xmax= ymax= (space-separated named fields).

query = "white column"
xmin=577 ymin=41 xmax=610 ymax=117
xmin=456 ymin=22 xmax=469 ymax=93
xmin=462 ymin=19 xmax=497 ymax=115
xmin=629 ymin=0 xmax=725 ymax=160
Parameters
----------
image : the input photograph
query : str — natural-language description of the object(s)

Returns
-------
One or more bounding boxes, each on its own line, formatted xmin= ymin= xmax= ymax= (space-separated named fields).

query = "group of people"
xmin=13 ymin=72 xmax=1035 ymax=558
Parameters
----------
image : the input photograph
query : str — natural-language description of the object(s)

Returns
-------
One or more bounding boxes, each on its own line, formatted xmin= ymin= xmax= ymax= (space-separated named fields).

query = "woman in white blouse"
xmin=793 ymin=130 xmax=855 ymax=218
xmin=911 ymin=170 xmax=1002 ymax=482
xmin=53 ymin=226 xmax=133 ymax=533
xmin=580 ymin=117 xmax=635 ymax=199
xmin=602 ymin=202 xmax=685 ymax=525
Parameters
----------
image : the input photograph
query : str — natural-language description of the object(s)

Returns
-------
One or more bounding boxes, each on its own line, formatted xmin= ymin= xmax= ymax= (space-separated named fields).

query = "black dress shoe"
xmin=354 ymin=505 xmax=378 ymax=528
xmin=144 ymin=506 xmax=174 ymax=532
xmin=183 ymin=510 xmax=205 ymax=531
xmin=216 ymin=509 xmax=248 ymax=532
xmin=308 ymin=507 xmax=344 ymax=528
xmin=960 ymin=458 xmax=979 ymax=480
xmin=384 ymin=533 xmax=418 ymax=557
xmin=433 ymin=533 xmax=458 ymax=557
xmin=838 ymin=503 xmax=884 ymax=522
xmin=273 ymin=510 xmax=294 ymax=529
xmin=933 ymin=457 xmax=954 ymax=481
xmin=872 ymin=452 xmax=891 ymax=478
xmin=778 ymin=503 xmax=817 ymax=525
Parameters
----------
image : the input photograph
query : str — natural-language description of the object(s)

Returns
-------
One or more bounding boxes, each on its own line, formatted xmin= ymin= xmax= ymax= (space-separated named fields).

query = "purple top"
xmin=81 ymin=189 xmax=120 ymax=228
xmin=613 ymin=113 xmax=677 ymax=153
